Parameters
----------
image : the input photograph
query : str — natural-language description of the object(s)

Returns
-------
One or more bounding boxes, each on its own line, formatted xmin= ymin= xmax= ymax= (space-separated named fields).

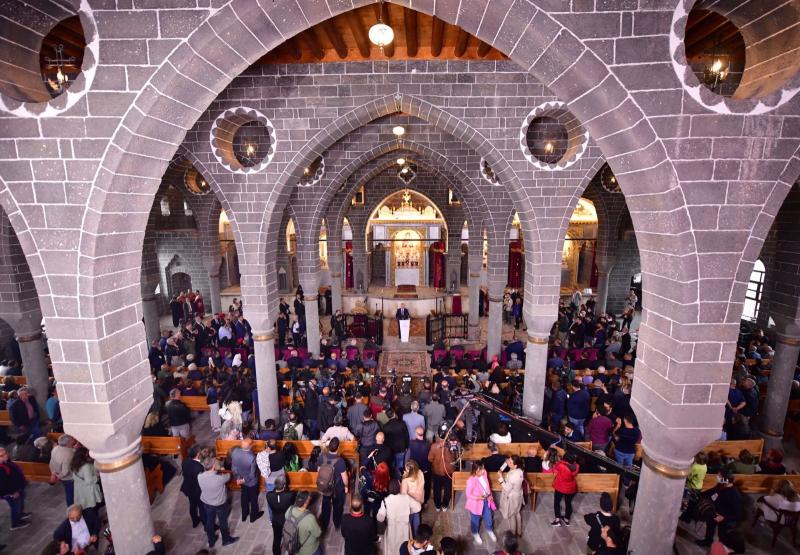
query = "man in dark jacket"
xmin=0 ymin=446 xmax=30 ymax=531
xmin=341 ymin=495 xmax=376 ymax=555
xmin=382 ymin=409 xmax=409 ymax=475
xmin=166 ymin=389 xmax=192 ymax=438
xmin=148 ymin=341 xmax=165 ymax=372
xmin=317 ymin=394 xmax=339 ymax=435
xmin=231 ymin=438 xmax=263 ymax=523
xmin=180 ymin=444 xmax=206 ymax=528
xmin=696 ymin=469 xmax=743 ymax=548
xmin=9 ymin=386 xmax=41 ymax=438
xmin=265 ymin=475 xmax=295 ymax=555
xmin=53 ymin=504 xmax=99 ymax=552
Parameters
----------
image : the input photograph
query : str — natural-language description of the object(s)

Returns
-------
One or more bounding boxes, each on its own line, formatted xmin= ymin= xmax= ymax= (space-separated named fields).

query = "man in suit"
xmin=180 ymin=444 xmax=207 ymax=528
xmin=53 ymin=504 xmax=99 ymax=553
xmin=396 ymin=303 xmax=410 ymax=339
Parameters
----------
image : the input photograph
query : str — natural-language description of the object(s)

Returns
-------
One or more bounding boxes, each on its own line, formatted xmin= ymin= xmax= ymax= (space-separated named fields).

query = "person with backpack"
xmin=284 ymin=412 xmax=304 ymax=440
xmin=584 ymin=492 xmax=622 ymax=553
xmin=341 ymin=494 xmax=377 ymax=555
xmin=282 ymin=491 xmax=321 ymax=555
xmin=266 ymin=475 xmax=295 ymax=555
xmin=317 ymin=437 xmax=349 ymax=531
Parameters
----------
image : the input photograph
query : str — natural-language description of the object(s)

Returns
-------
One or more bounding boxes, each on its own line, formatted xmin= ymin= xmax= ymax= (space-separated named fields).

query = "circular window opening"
xmin=0 ymin=3 xmax=87 ymax=103
xmin=684 ymin=6 xmax=745 ymax=98
xmin=299 ymin=156 xmax=325 ymax=187
xmin=673 ymin=0 xmax=800 ymax=111
xmin=525 ymin=116 xmax=569 ymax=165
xmin=210 ymin=107 xmax=276 ymax=174
xmin=600 ymin=163 xmax=621 ymax=194
xmin=520 ymin=102 xmax=589 ymax=171
xmin=184 ymin=166 xmax=211 ymax=195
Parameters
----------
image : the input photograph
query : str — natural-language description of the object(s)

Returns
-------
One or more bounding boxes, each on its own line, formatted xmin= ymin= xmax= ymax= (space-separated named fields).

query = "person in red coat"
xmin=551 ymin=453 xmax=580 ymax=527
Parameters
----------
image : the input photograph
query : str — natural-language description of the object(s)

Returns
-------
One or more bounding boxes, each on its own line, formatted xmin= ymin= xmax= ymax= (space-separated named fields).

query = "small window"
xmin=160 ymin=197 xmax=170 ymax=217
xmin=742 ymin=260 xmax=765 ymax=322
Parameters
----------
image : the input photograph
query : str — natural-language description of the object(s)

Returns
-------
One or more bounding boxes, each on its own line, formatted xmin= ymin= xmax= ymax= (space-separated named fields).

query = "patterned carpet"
xmin=378 ymin=350 xmax=430 ymax=377
xmin=387 ymin=317 xmax=426 ymax=337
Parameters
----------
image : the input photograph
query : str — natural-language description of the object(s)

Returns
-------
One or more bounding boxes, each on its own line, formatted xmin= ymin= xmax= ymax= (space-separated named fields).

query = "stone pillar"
xmin=253 ymin=331 xmax=279 ymax=423
xmin=445 ymin=241 xmax=461 ymax=293
xmin=523 ymin=334 xmax=549 ymax=421
xmin=468 ymin=271 xmax=481 ymax=340
xmin=760 ymin=332 xmax=800 ymax=451
xmin=16 ymin=330 xmax=49 ymax=415
xmin=629 ymin=452 xmax=692 ymax=555
xmin=330 ymin=271 xmax=343 ymax=314
xmin=92 ymin=441 xmax=155 ymax=555
xmin=304 ymin=292 xmax=321 ymax=356
xmin=141 ymin=294 xmax=161 ymax=342
xmin=594 ymin=257 xmax=615 ymax=315
xmin=208 ymin=272 xmax=222 ymax=314
xmin=486 ymin=281 xmax=504 ymax=361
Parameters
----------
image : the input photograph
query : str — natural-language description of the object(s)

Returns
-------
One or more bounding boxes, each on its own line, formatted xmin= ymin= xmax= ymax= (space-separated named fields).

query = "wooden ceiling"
xmin=258 ymin=4 xmax=505 ymax=64
xmin=684 ymin=8 xmax=745 ymax=64
xmin=39 ymin=15 xmax=85 ymax=75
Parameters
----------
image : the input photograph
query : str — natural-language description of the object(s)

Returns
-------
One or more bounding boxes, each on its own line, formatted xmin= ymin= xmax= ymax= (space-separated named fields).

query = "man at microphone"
xmin=395 ymin=303 xmax=410 ymax=339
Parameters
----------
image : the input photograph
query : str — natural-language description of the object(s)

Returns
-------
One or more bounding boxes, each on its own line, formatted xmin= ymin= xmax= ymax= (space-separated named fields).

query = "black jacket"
xmin=0 ymin=461 xmax=26 ymax=496
xmin=266 ymin=490 xmax=296 ymax=529
xmin=318 ymin=402 xmax=339 ymax=433
xmin=53 ymin=510 xmax=100 ymax=547
xmin=584 ymin=511 xmax=621 ymax=550
xmin=180 ymin=458 xmax=204 ymax=498
xmin=9 ymin=396 xmax=39 ymax=428
xmin=341 ymin=513 xmax=377 ymax=555
xmin=383 ymin=418 xmax=409 ymax=455
xmin=482 ymin=453 xmax=506 ymax=473
xmin=166 ymin=399 xmax=191 ymax=427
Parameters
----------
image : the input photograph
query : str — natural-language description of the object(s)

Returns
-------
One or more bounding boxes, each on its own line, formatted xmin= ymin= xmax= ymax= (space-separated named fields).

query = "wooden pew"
xmin=0 ymin=409 xmax=10 ymax=426
xmin=227 ymin=471 xmax=319 ymax=492
xmin=528 ymin=473 xmax=620 ymax=512
xmin=701 ymin=473 xmax=800 ymax=493
xmin=462 ymin=441 xmax=592 ymax=461
xmin=182 ymin=396 xmax=210 ymax=412
xmin=704 ymin=439 xmax=764 ymax=461
xmin=215 ymin=439 xmax=359 ymax=467
xmin=15 ymin=461 xmax=52 ymax=482
xmin=450 ymin=471 xmax=620 ymax=512
xmin=141 ymin=435 xmax=194 ymax=459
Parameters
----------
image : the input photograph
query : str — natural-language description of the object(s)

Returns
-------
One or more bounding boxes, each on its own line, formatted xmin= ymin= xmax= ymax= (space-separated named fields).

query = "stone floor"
xmin=4 ymin=404 xmax=799 ymax=555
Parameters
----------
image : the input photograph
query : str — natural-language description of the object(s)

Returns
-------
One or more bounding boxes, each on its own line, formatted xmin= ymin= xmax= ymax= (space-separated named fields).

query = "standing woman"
xmin=551 ymin=453 xmax=580 ymax=527
xmin=401 ymin=460 xmax=425 ymax=536
xmin=465 ymin=461 xmax=497 ymax=545
xmin=377 ymin=479 xmax=421 ymax=555
xmin=70 ymin=447 xmax=103 ymax=522
xmin=498 ymin=455 xmax=524 ymax=537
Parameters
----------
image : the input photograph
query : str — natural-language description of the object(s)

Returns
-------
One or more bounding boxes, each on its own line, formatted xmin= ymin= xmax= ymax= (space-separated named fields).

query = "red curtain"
xmin=429 ymin=241 xmax=445 ymax=288
xmin=508 ymin=240 xmax=524 ymax=288
xmin=345 ymin=241 xmax=353 ymax=289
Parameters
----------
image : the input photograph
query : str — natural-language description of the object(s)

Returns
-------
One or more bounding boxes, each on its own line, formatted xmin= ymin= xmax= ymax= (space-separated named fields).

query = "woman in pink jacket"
xmin=465 ymin=461 xmax=497 ymax=545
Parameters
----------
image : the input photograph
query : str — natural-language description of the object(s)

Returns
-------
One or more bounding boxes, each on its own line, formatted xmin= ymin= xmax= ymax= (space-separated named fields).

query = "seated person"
xmin=756 ymin=479 xmax=800 ymax=523
xmin=524 ymin=446 xmax=543 ymax=473
xmin=694 ymin=469 xmax=743 ymax=548
xmin=728 ymin=449 xmax=757 ymax=474
xmin=345 ymin=339 xmax=360 ymax=360
xmin=53 ymin=504 xmax=100 ymax=554
xmin=758 ymin=449 xmax=787 ymax=475
xmin=561 ymin=421 xmax=584 ymax=443
xmin=481 ymin=441 xmax=506 ymax=472
xmin=686 ymin=452 xmax=707 ymax=491
xmin=489 ymin=423 xmax=512 ymax=445
xmin=506 ymin=353 xmax=523 ymax=371
xmin=187 ymin=363 xmax=204 ymax=382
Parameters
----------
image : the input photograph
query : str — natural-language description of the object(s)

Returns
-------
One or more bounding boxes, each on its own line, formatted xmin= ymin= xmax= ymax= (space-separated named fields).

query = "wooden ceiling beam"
xmin=454 ymin=28 xmax=470 ymax=58
xmin=404 ymin=8 xmax=418 ymax=57
xmin=688 ymin=24 xmax=743 ymax=59
xmin=373 ymin=3 xmax=394 ymax=57
xmin=431 ymin=17 xmax=445 ymax=57
xmin=305 ymin=29 xmax=325 ymax=60
xmin=685 ymin=14 xmax=730 ymax=50
xmin=286 ymin=36 xmax=302 ymax=61
xmin=477 ymin=40 xmax=491 ymax=58
xmin=344 ymin=11 xmax=371 ymax=58
xmin=321 ymin=20 xmax=348 ymax=59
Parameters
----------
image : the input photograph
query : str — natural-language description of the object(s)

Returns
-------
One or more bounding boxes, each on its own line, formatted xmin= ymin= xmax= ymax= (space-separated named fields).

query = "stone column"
xmin=207 ymin=272 xmax=222 ymax=314
xmin=594 ymin=257 xmax=615 ymax=315
xmin=523 ymin=333 xmax=549 ymax=421
xmin=141 ymin=293 xmax=161 ymax=342
xmin=253 ymin=331 xmax=279 ymax=423
xmin=303 ymin=292 xmax=322 ymax=356
xmin=486 ymin=281 xmax=504 ymax=361
xmin=445 ymin=241 xmax=461 ymax=292
xmin=92 ymin=440 xmax=155 ymax=555
xmin=629 ymin=452 xmax=692 ymax=555
xmin=16 ymin=330 xmax=49 ymax=415
xmin=760 ymin=332 xmax=800 ymax=451
xmin=468 ymin=271 xmax=481 ymax=340
xmin=330 ymin=271 xmax=343 ymax=314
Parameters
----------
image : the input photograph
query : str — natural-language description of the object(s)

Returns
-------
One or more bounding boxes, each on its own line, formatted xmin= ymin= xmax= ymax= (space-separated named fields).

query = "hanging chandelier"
xmin=43 ymin=44 xmax=75 ymax=96
xmin=702 ymin=40 xmax=729 ymax=93
xmin=369 ymin=0 xmax=394 ymax=50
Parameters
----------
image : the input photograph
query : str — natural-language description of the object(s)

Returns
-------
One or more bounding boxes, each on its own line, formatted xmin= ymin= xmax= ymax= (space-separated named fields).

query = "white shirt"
xmin=70 ymin=517 xmax=92 ymax=550
xmin=489 ymin=432 xmax=512 ymax=444
xmin=320 ymin=425 xmax=354 ymax=444
xmin=218 ymin=326 xmax=232 ymax=340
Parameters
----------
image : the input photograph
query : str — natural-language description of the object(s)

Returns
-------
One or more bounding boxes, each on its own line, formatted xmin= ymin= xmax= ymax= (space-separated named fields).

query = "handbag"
xmin=376 ymin=498 xmax=388 ymax=534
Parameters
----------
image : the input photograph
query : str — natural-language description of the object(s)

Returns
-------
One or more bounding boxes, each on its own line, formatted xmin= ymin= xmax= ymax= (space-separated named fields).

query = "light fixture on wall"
xmin=703 ymin=56 xmax=728 ymax=92
xmin=43 ymin=44 xmax=75 ymax=95
xmin=543 ymin=141 xmax=554 ymax=154
xmin=246 ymin=144 xmax=256 ymax=157
xmin=369 ymin=0 xmax=395 ymax=50
xmin=392 ymin=125 xmax=406 ymax=137
xmin=396 ymin=157 xmax=405 ymax=165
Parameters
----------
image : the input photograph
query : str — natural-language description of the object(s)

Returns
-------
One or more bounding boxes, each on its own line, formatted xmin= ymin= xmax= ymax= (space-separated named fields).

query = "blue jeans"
xmin=393 ymin=451 xmax=407 ymax=476
xmin=4 ymin=488 xmax=25 ymax=526
xmin=469 ymin=500 xmax=493 ymax=534
xmin=62 ymin=480 xmax=74 ymax=506
xmin=203 ymin=502 xmax=233 ymax=546
xmin=615 ymin=451 xmax=635 ymax=467
xmin=568 ymin=416 xmax=585 ymax=438
xmin=409 ymin=511 xmax=421 ymax=536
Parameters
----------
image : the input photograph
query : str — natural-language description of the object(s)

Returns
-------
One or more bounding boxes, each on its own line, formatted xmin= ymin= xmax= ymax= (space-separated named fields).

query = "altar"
xmin=395 ymin=268 xmax=420 ymax=286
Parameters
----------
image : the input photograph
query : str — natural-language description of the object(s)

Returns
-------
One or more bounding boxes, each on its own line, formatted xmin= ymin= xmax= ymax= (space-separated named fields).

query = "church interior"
xmin=1 ymin=1 xmax=800 ymax=554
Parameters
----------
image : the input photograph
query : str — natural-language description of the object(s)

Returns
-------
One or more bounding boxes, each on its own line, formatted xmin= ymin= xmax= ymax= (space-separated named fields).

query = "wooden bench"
xmin=226 ymin=471 xmax=319 ymax=492
xmin=0 ymin=410 xmax=10 ymax=427
xmin=704 ymin=439 xmax=764 ymax=461
xmin=215 ymin=439 xmax=359 ymax=466
xmin=15 ymin=461 xmax=51 ymax=482
xmin=141 ymin=435 xmax=194 ymax=459
xmin=462 ymin=442 xmax=592 ymax=461
xmin=451 ymin=471 xmax=620 ymax=511
xmin=701 ymin=473 xmax=800 ymax=493
xmin=182 ymin=396 xmax=210 ymax=412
